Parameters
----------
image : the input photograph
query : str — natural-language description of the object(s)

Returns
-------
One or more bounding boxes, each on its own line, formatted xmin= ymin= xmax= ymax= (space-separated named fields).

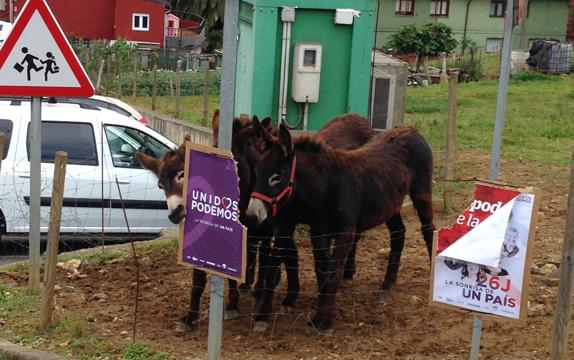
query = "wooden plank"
xmin=443 ymin=71 xmax=459 ymax=212
xmin=40 ymin=152 xmax=67 ymax=329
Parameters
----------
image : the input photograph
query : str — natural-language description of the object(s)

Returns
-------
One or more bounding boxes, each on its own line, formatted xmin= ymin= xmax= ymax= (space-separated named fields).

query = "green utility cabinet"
xmin=235 ymin=0 xmax=376 ymax=130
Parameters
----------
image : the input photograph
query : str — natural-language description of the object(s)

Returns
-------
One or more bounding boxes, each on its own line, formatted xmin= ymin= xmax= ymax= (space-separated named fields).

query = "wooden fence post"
xmin=117 ymin=59 xmax=123 ymax=97
xmin=132 ymin=54 xmax=138 ymax=98
xmin=440 ymin=52 xmax=448 ymax=84
xmin=40 ymin=151 xmax=67 ymax=330
xmin=96 ymin=59 xmax=105 ymax=94
xmin=152 ymin=64 xmax=157 ymax=111
xmin=105 ymin=55 xmax=111 ymax=95
xmin=176 ymin=60 xmax=181 ymax=118
xmin=202 ymin=59 xmax=210 ymax=127
xmin=550 ymin=147 xmax=574 ymax=359
xmin=443 ymin=71 xmax=459 ymax=212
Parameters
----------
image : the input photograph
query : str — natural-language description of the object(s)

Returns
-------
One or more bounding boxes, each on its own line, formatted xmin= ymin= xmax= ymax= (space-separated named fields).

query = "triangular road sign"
xmin=0 ymin=0 xmax=94 ymax=96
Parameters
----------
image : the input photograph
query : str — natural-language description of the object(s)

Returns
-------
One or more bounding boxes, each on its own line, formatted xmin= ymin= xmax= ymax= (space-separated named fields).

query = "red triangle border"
xmin=0 ymin=0 xmax=94 ymax=97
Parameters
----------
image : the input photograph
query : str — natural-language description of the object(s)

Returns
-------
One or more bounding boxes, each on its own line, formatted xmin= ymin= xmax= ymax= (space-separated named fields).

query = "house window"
xmin=486 ymin=38 xmax=503 ymax=53
xmin=430 ymin=0 xmax=449 ymax=16
xmin=395 ymin=0 xmax=415 ymax=16
xmin=132 ymin=13 xmax=150 ymax=31
xmin=490 ymin=0 xmax=506 ymax=17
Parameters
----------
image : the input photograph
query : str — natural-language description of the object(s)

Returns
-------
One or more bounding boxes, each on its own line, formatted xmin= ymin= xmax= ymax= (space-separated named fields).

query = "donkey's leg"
xmin=252 ymin=236 xmax=271 ymax=302
xmin=308 ymin=231 xmax=354 ymax=334
xmin=381 ymin=213 xmax=406 ymax=292
xmin=239 ymin=239 xmax=258 ymax=293
xmin=343 ymin=233 xmax=361 ymax=283
xmin=411 ymin=191 xmax=435 ymax=258
xmin=224 ymin=279 xmax=240 ymax=320
xmin=176 ymin=268 xmax=207 ymax=332
xmin=281 ymin=234 xmax=300 ymax=313
xmin=310 ymin=232 xmax=331 ymax=295
xmin=253 ymin=236 xmax=285 ymax=332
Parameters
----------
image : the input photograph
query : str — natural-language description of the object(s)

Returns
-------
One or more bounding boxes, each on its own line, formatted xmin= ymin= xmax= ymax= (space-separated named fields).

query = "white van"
xmin=0 ymin=97 xmax=178 ymax=236
xmin=0 ymin=21 xmax=13 ymax=48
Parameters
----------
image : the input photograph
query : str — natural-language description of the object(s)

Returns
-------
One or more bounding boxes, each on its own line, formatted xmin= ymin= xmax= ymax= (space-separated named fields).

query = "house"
xmin=376 ymin=0 xmax=574 ymax=52
xmin=0 ymin=0 xmax=167 ymax=49
xmin=164 ymin=10 xmax=205 ymax=49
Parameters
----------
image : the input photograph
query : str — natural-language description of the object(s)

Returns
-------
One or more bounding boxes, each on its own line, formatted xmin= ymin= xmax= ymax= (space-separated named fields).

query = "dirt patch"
xmin=7 ymin=149 xmax=573 ymax=359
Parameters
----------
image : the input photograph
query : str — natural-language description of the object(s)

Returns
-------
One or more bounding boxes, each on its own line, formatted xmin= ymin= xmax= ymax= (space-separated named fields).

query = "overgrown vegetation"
xmin=511 ymin=70 xmax=561 ymax=82
xmin=109 ymin=68 xmax=222 ymax=97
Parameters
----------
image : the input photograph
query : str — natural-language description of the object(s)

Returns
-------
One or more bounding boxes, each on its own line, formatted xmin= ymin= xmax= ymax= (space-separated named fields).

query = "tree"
xmin=169 ymin=0 xmax=224 ymax=28
xmin=169 ymin=0 xmax=224 ymax=49
xmin=386 ymin=23 xmax=458 ymax=71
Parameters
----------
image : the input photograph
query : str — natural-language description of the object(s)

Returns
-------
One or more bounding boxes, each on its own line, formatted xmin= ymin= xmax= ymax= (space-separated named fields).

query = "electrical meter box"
xmin=235 ymin=0 xmax=376 ymax=131
xmin=292 ymin=43 xmax=322 ymax=103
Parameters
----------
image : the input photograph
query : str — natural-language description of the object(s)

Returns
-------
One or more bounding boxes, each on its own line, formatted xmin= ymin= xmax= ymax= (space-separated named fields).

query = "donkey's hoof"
xmin=224 ymin=309 xmax=240 ymax=320
xmin=380 ymin=288 xmax=391 ymax=297
xmin=279 ymin=305 xmax=294 ymax=315
xmin=252 ymin=295 xmax=264 ymax=308
xmin=305 ymin=324 xmax=334 ymax=337
xmin=175 ymin=321 xmax=195 ymax=333
xmin=238 ymin=283 xmax=252 ymax=295
xmin=253 ymin=321 xmax=269 ymax=332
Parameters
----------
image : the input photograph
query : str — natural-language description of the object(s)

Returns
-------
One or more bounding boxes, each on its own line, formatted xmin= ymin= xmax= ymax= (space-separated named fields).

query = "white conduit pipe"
xmin=282 ymin=21 xmax=292 ymax=122
xmin=303 ymin=100 xmax=309 ymax=130
xmin=278 ymin=20 xmax=287 ymax=122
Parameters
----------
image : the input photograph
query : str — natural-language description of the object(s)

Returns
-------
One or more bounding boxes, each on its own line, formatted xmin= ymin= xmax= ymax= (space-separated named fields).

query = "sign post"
xmin=0 ymin=0 xmax=94 ymax=289
xmin=29 ymin=97 xmax=41 ymax=289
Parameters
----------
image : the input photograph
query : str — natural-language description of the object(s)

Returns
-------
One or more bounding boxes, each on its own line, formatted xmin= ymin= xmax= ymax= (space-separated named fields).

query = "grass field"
xmin=405 ymin=72 xmax=574 ymax=166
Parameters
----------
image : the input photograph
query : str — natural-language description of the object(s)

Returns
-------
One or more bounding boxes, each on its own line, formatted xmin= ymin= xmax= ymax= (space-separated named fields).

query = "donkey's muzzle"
xmin=168 ymin=205 xmax=186 ymax=224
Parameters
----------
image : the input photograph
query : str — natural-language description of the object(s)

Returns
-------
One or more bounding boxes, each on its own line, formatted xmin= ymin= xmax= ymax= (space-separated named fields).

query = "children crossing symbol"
xmin=0 ymin=0 xmax=93 ymax=96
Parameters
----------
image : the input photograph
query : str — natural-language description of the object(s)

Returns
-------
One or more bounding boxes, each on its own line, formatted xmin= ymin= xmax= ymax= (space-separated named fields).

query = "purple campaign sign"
xmin=179 ymin=144 xmax=246 ymax=281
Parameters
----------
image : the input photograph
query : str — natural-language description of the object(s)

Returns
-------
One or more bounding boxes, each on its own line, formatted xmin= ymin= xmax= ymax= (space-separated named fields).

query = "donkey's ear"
xmin=261 ymin=117 xmax=272 ymax=130
xmin=278 ymin=123 xmax=293 ymax=157
xmin=253 ymin=115 xmax=274 ymax=144
xmin=135 ymin=152 xmax=159 ymax=175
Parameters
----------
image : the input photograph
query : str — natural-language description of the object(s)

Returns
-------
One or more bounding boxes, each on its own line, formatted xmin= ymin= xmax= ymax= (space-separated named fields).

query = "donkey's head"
xmin=246 ymin=119 xmax=295 ymax=225
xmin=136 ymin=134 xmax=190 ymax=224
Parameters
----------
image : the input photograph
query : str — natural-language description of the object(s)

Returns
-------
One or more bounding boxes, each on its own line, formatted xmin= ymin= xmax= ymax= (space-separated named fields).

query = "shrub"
xmin=511 ymin=70 xmax=559 ymax=82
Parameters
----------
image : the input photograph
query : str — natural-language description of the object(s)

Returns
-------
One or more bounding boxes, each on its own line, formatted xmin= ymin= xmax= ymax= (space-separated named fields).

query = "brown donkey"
xmin=136 ymin=112 xmax=375 ymax=332
xmin=247 ymin=121 xmax=435 ymax=334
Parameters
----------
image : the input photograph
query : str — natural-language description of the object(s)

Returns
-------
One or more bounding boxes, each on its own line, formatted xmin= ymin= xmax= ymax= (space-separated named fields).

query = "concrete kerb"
xmin=0 ymin=339 xmax=69 ymax=360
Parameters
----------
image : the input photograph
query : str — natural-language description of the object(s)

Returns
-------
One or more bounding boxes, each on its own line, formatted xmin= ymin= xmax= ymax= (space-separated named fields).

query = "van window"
xmin=27 ymin=122 xmax=98 ymax=165
xmin=105 ymin=125 xmax=169 ymax=168
xmin=0 ymin=119 xmax=13 ymax=160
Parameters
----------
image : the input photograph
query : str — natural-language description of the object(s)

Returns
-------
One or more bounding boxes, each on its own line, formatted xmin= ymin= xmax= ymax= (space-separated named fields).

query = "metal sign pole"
xmin=489 ymin=0 xmax=514 ymax=180
xmin=29 ymin=96 xmax=42 ymax=290
xmin=472 ymin=0 xmax=515 ymax=357
xmin=208 ymin=1 xmax=239 ymax=359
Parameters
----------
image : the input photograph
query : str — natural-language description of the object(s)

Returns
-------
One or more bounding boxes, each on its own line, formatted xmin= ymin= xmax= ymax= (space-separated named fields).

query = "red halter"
xmin=250 ymin=156 xmax=297 ymax=218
